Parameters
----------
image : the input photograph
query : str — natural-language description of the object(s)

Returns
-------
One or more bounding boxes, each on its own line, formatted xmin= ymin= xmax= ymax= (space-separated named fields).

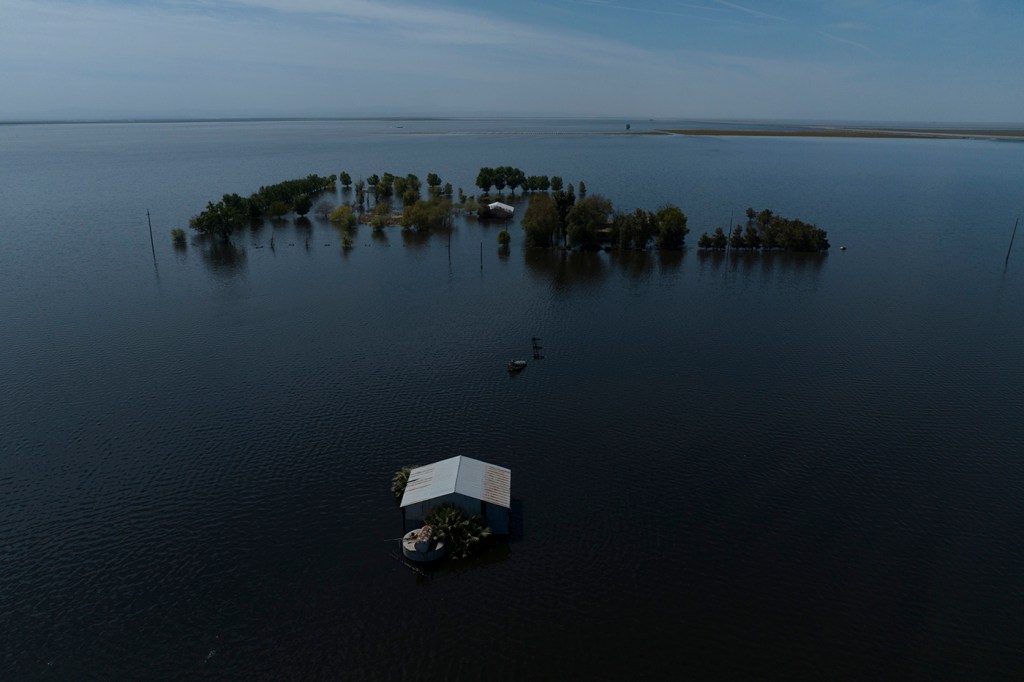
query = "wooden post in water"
xmin=1006 ymin=217 xmax=1019 ymax=266
xmin=480 ymin=241 xmax=483 ymax=271
xmin=146 ymin=209 xmax=155 ymax=258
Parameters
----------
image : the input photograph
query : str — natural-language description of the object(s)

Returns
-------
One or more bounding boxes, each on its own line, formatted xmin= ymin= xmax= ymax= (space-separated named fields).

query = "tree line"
xmin=189 ymin=173 xmax=335 ymax=240
xmin=521 ymin=189 xmax=690 ymax=251
xmin=186 ymin=167 xmax=829 ymax=255
xmin=476 ymin=166 xmax=581 ymax=195
xmin=697 ymin=208 xmax=830 ymax=253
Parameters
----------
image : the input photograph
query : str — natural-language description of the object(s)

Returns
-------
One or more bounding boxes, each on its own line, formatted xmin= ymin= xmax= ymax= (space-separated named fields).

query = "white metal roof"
xmin=400 ymin=456 xmax=511 ymax=508
xmin=488 ymin=201 xmax=514 ymax=215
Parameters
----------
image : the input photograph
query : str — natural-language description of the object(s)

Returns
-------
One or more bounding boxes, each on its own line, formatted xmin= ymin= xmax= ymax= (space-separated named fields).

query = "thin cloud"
xmin=818 ymin=31 xmax=876 ymax=57
xmin=828 ymin=21 xmax=869 ymax=30
xmin=713 ymin=0 xmax=785 ymax=21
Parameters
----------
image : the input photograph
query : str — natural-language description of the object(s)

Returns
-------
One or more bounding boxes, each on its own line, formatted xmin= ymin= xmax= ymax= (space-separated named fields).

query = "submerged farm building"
xmin=481 ymin=201 xmax=514 ymax=220
xmin=400 ymin=456 xmax=511 ymax=535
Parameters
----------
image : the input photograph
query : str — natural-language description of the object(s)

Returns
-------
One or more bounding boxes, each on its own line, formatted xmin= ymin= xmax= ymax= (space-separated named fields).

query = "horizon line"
xmin=3 ymin=115 xmax=1024 ymax=129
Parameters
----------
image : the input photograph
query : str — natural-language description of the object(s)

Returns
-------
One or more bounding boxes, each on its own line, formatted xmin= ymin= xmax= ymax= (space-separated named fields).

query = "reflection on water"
xmin=697 ymin=249 xmax=828 ymax=272
xmin=697 ymin=249 xmax=727 ymax=269
xmin=523 ymin=247 xmax=606 ymax=290
xmin=370 ymin=227 xmax=389 ymax=246
xmin=246 ymin=218 xmax=265 ymax=235
xmin=199 ymin=238 xmax=247 ymax=276
xmin=609 ymin=249 xmax=655 ymax=283
xmin=294 ymin=216 xmax=313 ymax=234
xmin=656 ymin=249 xmax=684 ymax=274
xmin=401 ymin=228 xmax=433 ymax=249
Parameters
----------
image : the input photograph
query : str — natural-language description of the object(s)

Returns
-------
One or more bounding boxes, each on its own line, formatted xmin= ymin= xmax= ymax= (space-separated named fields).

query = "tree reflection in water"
xmin=523 ymin=248 xmax=606 ymax=291
xmin=609 ymin=249 xmax=655 ymax=284
xmin=400 ymin=228 xmax=432 ymax=249
xmin=199 ymin=238 xmax=247 ymax=278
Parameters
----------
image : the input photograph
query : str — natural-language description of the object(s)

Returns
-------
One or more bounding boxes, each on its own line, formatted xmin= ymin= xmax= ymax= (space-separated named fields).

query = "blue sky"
xmin=1 ymin=0 xmax=1021 ymax=122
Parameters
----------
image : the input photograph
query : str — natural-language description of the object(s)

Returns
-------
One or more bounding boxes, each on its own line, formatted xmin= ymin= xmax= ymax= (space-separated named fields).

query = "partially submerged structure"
xmin=400 ymin=456 xmax=511 ymax=535
xmin=480 ymin=201 xmax=515 ymax=220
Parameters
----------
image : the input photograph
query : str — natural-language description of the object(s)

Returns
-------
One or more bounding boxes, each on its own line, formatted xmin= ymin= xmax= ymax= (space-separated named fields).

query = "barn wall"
xmin=406 ymin=494 xmax=509 ymax=535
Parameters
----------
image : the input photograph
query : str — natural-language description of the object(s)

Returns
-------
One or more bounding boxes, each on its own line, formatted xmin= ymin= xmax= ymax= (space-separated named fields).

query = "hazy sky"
xmin=2 ymin=0 xmax=1021 ymax=122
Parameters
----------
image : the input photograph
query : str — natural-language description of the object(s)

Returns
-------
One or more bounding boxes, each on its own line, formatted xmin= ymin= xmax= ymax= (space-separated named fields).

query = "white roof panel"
xmin=400 ymin=456 xmax=460 ymax=507
xmin=488 ymin=202 xmax=514 ymax=214
xmin=400 ymin=456 xmax=511 ymax=509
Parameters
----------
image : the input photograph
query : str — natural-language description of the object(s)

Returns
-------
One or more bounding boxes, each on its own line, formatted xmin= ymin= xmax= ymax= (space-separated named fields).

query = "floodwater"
xmin=1 ymin=119 xmax=1022 ymax=679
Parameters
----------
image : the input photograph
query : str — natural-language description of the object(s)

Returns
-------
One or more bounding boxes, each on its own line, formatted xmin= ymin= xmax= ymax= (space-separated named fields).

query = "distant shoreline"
xmin=659 ymin=128 xmax=1024 ymax=141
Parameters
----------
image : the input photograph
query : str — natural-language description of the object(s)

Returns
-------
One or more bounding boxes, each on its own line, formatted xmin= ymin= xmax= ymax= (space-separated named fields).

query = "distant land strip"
xmin=659 ymin=128 xmax=1024 ymax=140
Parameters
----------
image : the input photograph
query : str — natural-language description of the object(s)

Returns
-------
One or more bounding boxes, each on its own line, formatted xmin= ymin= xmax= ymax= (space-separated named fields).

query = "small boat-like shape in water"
xmin=507 ymin=359 xmax=527 ymax=372
xmin=402 ymin=526 xmax=445 ymax=562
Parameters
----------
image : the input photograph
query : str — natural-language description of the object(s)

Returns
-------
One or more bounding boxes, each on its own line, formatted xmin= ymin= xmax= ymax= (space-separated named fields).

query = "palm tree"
xmin=425 ymin=504 xmax=492 ymax=559
xmin=391 ymin=465 xmax=419 ymax=502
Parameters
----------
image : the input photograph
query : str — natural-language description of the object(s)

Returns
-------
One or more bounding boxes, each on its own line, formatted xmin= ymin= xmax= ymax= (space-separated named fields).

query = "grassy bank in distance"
xmin=660 ymin=127 xmax=1024 ymax=140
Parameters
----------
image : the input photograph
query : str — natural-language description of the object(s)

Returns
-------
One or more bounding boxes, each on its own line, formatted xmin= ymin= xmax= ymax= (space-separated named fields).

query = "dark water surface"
xmin=2 ymin=119 xmax=1022 ymax=680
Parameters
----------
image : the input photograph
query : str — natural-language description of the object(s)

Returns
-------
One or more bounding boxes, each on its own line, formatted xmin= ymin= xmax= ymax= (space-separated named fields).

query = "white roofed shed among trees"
xmin=400 ymin=456 xmax=511 ymax=535
xmin=487 ymin=201 xmax=514 ymax=216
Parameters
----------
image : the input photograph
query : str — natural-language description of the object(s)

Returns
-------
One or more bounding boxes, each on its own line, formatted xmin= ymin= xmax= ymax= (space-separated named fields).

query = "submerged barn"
xmin=481 ymin=201 xmax=514 ymax=220
xmin=400 ymin=456 xmax=511 ymax=535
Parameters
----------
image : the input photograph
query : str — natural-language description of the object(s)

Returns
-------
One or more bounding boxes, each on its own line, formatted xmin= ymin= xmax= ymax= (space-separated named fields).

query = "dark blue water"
xmin=2 ymin=119 xmax=1022 ymax=680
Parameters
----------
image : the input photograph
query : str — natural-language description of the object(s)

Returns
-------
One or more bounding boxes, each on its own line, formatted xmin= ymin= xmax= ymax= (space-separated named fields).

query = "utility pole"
xmin=146 ymin=209 xmax=156 ymax=258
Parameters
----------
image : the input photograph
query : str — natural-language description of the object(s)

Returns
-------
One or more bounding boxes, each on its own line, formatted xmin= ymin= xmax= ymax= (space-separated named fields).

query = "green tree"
xmin=729 ymin=225 xmax=746 ymax=249
xmin=760 ymin=217 xmax=780 ymax=250
xmin=293 ymin=193 xmax=312 ymax=217
xmin=171 ymin=228 xmax=186 ymax=246
xmin=550 ymin=175 xmax=564 ymax=192
xmin=612 ymin=208 xmax=656 ymax=250
xmin=506 ymin=167 xmax=526 ymax=195
xmin=189 ymin=200 xmax=245 ymax=241
xmin=406 ymin=173 xmax=421 ymax=195
xmin=393 ymin=175 xmax=408 ymax=200
xmin=655 ymin=205 xmax=689 ymax=250
xmin=443 ymin=182 xmax=453 ymax=197
xmin=339 ymin=171 xmax=352 ymax=188
xmin=492 ymin=167 xmax=507 ymax=193
xmin=744 ymin=224 xmax=761 ymax=249
xmin=578 ymin=180 xmax=587 ymax=198
xmin=566 ymin=194 xmax=613 ymax=250
xmin=400 ymin=198 xmax=453 ymax=232
xmin=330 ymin=204 xmax=356 ymax=229
xmin=267 ymin=200 xmax=290 ymax=219
xmin=426 ymin=172 xmax=442 ymax=192
xmin=497 ymin=229 xmax=511 ymax=245
xmin=425 ymin=503 xmax=492 ymax=560
xmin=522 ymin=193 xmax=561 ymax=247
xmin=376 ymin=172 xmax=395 ymax=199
xmin=475 ymin=167 xmax=494 ymax=194
xmin=552 ymin=188 xmax=576 ymax=246
xmin=711 ymin=226 xmax=728 ymax=249
xmin=355 ymin=180 xmax=366 ymax=210
xmin=391 ymin=465 xmax=420 ymax=502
